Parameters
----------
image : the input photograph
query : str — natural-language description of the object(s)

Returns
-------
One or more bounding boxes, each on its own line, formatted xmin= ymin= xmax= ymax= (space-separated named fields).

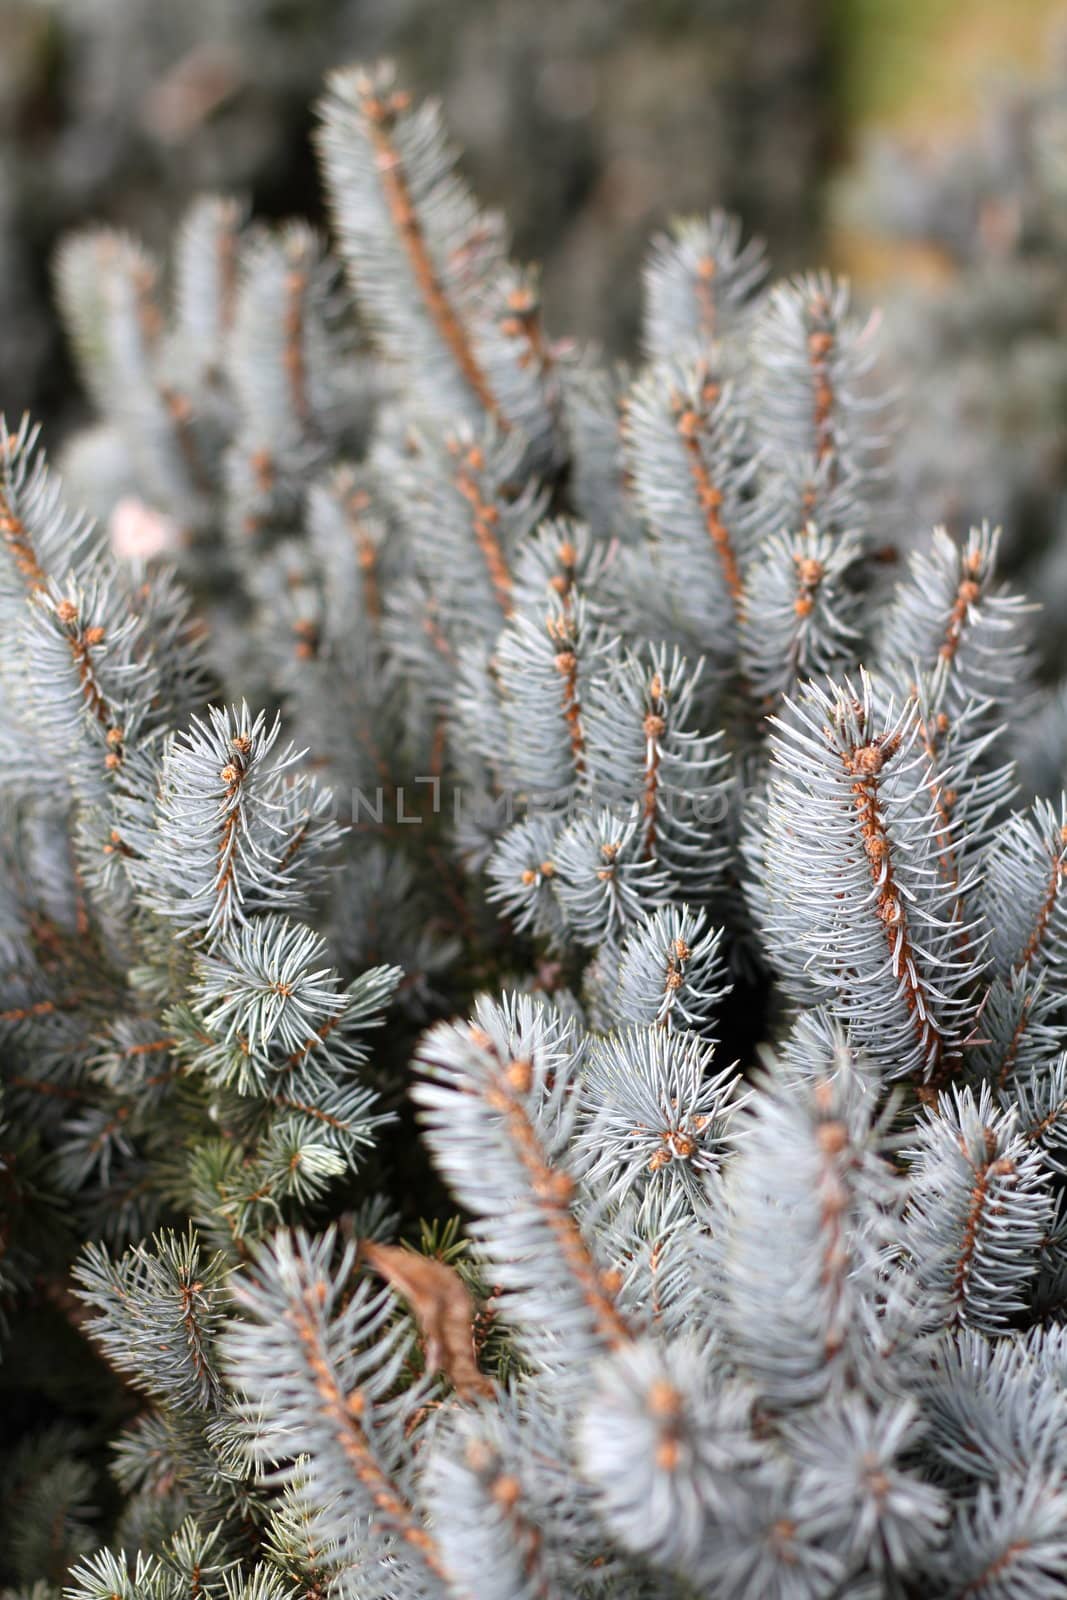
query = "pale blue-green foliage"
xmin=316 ymin=63 xmax=561 ymax=476
xmin=903 ymin=1084 xmax=1054 ymax=1335
xmin=880 ymin=523 xmax=1035 ymax=723
xmin=583 ymin=645 xmax=732 ymax=900
xmin=913 ymin=1327 xmax=1067 ymax=1598
xmin=486 ymin=638 xmax=732 ymax=956
xmin=578 ymin=1335 xmax=757 ymax=1572
xmin=449 ymin=515 xmax=616 ymax=800
xmin=0 ymin=418 xmax=98 ymax=624
xmin=782 ymin=1396 xmax=948 ymax=1577
xmin=66 ymin=1522 xmax=232 ymax=1600
xmin=719 ymin=1029 xmax=918 ymax=1413
xmin=66 ymin=1549 xmax=170 ymax=1600
xmin=492 ymin=594 xmax=619 ymax=803
xmin=329 ymin=845 xmax=461 ymax=1017
xmin=739 ymin=523 xmax=865 ymax=703
xmin=227 ymin=222 xmax=357 ymax=468
xmin=968 ymin=967 xmax=1064 ymax=1087
xmin=55 ymin=199 xmax=374 ymax=574
xmin=1000 ymin=1053 xmax=1067 ymax=1174
xmin=576 ymin=1026 xmax=739 ymax=1206
xmin=56 ymin=231 xmax=218 ymax=536
xmin=484 ymin=812 xmax=567 ymax=942
xmin=561 ymin=360 xmax=638 ymax=543
xmin=749 ymin=272 xmax=889 ymax=529
xmin=9 ymin=48 xmax=1067 ymax=1600
xmin=509 ymin=514 xmax=614 ymax=613
xmin=907 ymin=667 xmax=1017 ymax=881
xmin=130 ymin=704 xmax=340 ymax=942
xmin=757 ymin=670 xmax=990 ymax=1080
xmin=23 ymin=578 xmax=150 ymax=812
xmin=177 ymin=915 xmax=396 ymax=1197
xmin=420 ymin=1390 xmax=584 ymax=1600
xmin=551 ymin=805 xmax=671 ymax=947
xmin=0 ymin=421 xmax=406 ymax=1275
xmin=70 ymin=1233 xmax=258 ymax=1548
xmin=413 ymin=994 xmax=612 ymax=1377
xmin=170 ymin=197 xmax=248 ymax=389
xmin=59 ymin=976 xmax=1067 ymax=1600
xmin=0 ymin=419 xmax=201 ymax=837
xmin=221 ymin=1229 xmax=439 ymax=1596
xmin=75 ymin=1228 xmax=229 ymax=1414
xmin=373 ymin=421 xmax=547 ymax=650
xmin=603 ymin=902 xmax=731 ymax=1036
xmin=623 ymin=356 xmax=757 ymax=668
xmin=754 ymin=449 xmax=874 ymax=560
xmin=641 ymin=209 xmax=768 ymax=363
xmin=193 ymin=914 xmax=388 ymax=1072
xmin=983 ymin=795 xmax=1067 ymax=985
xmin=595 ymin=1184 xmax=721 ymax=1339
xmin=258 ymin=1473 xmax=339 ymax=1600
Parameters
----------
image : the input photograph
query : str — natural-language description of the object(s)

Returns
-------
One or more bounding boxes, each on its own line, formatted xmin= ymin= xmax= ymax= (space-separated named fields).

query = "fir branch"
xmin=759 ymin=671 xmax=986 ymax=1080
xmin=904 ymin=1085 xmax=1053 ymax=1334
xmin=414 ymin=995 xmax=632 ymax=1369
xmin=642 ymin=210 xmax=767 ymax=360
xmin=222 ymin=1229 xmax=448 ymax=1592
xmin=318 ymin=64 xmax=503 ymax=427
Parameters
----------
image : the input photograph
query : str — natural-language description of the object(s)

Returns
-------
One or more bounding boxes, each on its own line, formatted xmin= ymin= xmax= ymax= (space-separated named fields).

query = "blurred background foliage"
xmin=0 ymin=0 xmax=828 ymax=431
xmin=2 ymin=0 xmax=1067 ymax=660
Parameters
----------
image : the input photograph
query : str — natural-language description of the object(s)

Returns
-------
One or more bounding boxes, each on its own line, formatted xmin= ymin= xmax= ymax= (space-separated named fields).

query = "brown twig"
xmin=359 ymin=80 xmax=501 ymax=423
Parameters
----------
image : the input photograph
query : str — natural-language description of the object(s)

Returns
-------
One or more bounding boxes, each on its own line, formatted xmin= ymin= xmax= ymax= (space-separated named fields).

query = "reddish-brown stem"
xmin=0 ymin=488 xmax=46 ymax=590
xmin=55 ymin=611 xmax=116 ymax=739
xmin=951 ymin=1128 xmax=1013 ymax=1311
xmin=940 ymin=552 xmax=984 ymax=664
xmin=290 ymin=1287 xmax=447 ymax=1578
xmin=1026 ymin=1095 xmax=1067 ymax=1144
xmin=499 ymin=281 xmax=555 ymax=391
xmin=844 ymin=737 xmax=946 ymax=1076
xmin=280 ymin=1010 xmax=346 ymax=1073
xmin=1017 ymin=835 xmax=1067 ymax=972
xmin=959 ymin=1544 xmax=1028 ymax=1597
xmin=284 ymin=267 xmax=309 ymax=423
xmin=469 ymin=1024 xmax=630 ymax=1350
xmin=547 ymin=614 xmax=585 ymax=777
xmin=159 ymin=385 xmax=211 ymax=495
xmin=217 ymin=213 xmax=239 ymax=335
xmin=641 ymin=673 xmax=666 ymax=856
xmin=462 ymin=1439 xmax=549 ymax=1593
xmin=278 ymin=822 xmax=310 ymax=877
xmin=345 ymin=488 xmax=382 ymax=623
xmin=118 ymin=1037 xmax=175 ymax=1058
xmin=996 ymin=992 xmax=1034 ymax=1091
xmin=6 ymin=1075 xmax=88 ymax=1102
xmin=360 ymin=85 xmax=502 ymax=423
xmin=125 ymin=247 xmax=209 ymax=495
xmin=271 ymin=1094 xmax=351 ymax=1132
xmin=813 ymin=1085 xmax=850 ymax=1360
xmin=673 ymin=400 xmax=744 ymax=611
xmin=694 ymin=253 xmax=718 ymax=342
xmin=807 ymin=314 xmax=835 ymax=464
xmin=1 ymin=994 xmax=83 ymax=1024
xmin=451 ymin=440 xmax=513 ymax=615
xmin=179 ymin=1279 xmax=212 ymax=1387
xmin=214 ymin=735 xmax=252 ymax=922
xmin=422 ymin=598 xmax=455 ymax=664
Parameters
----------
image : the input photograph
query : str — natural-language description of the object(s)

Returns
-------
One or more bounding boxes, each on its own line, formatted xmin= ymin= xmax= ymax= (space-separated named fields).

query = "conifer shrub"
xmin=3 ymin=57 xmax=1067 ymax=1600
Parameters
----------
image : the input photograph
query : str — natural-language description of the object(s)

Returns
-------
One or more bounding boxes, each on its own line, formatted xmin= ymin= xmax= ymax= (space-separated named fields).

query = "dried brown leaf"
xmin=359 ymin=1240 xmax=493 ymax=1400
